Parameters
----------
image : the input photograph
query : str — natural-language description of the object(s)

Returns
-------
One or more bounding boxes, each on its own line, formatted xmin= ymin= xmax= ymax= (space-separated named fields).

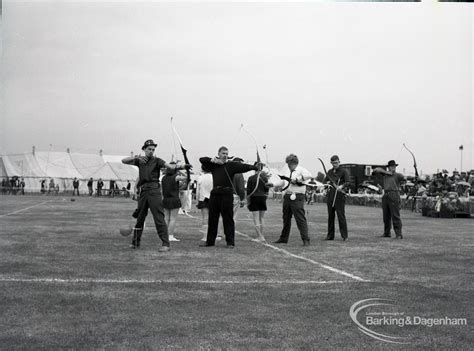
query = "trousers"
xmin=327 ymin=190 xmax=348 ymax=239
xmin=207 ymin=192 xmax=235 ymax=245
xmin=134 ymin=188 xmax=169 ymax=247
xmin=279 ymin=193 xmax=310 ymax=242
xmin=382 ymin=191 xmax=402 ymax=236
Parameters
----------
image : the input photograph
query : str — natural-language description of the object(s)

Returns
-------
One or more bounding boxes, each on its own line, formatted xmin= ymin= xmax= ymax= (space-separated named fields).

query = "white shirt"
xmin=273 ymin=165 xmax=312 ymax=194
xmin=196 ymin=173 xmax=213 ymax=201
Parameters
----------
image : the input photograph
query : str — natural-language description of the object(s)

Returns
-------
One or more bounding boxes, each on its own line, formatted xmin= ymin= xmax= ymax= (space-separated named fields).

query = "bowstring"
xmin=170 ymin=118 xmax=178 ymax=163
xmin=228 ymin=124 xmax=243 ymax=151
xmin=395 ymin=144 xmax=404 ymax=165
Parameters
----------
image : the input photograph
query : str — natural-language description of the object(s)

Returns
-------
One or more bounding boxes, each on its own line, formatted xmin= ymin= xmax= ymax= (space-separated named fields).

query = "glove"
xmin=132 ymin=208 xmax=139 ymax=218
xmin=254 ymin=162 xmax=264 ymax=171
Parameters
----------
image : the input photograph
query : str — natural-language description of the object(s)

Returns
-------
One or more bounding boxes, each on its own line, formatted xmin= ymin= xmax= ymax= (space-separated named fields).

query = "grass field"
xmin=0 ymin=195 xmax=472 ymax=350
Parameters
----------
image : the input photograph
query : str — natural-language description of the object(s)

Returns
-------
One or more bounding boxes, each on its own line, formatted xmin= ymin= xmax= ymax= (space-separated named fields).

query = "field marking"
xmin=236 ymin=230 xmax=370 ymax=282
xmin=184 ymin=213 xmax=370 ymax=282
xmin=0 ymin=200 xmax=53 ymax=218
xmin=0 ymin=276 xmax=351 ymax=285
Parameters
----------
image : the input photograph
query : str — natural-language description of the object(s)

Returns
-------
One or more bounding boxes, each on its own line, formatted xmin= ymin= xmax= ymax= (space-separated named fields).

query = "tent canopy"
xmin=0 ymin=151 xmax=138 ymax=191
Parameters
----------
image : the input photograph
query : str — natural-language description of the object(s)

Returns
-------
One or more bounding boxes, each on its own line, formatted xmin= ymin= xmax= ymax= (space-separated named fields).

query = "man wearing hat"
xmin=324 ymin=155 xmax=350 ymax=241
xmin=373 ymin=160 xmax=406 ymax=239
xmin=122 ymin=139 xmax=191 ymax=251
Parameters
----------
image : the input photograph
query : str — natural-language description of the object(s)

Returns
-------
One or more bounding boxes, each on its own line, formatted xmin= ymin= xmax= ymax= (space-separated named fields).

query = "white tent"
xmin=0 ymin=151 xmax=137 ymax=193
xmin=69 ymin=152 xmax=106 ymax=178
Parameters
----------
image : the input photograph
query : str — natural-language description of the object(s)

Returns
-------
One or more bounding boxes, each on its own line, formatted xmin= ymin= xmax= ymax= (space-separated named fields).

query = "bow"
xmin=403 ymin=143 xmax=419 ymax=206
xmin=318 ymin=157 xmax=347 ymax=199
xmin=170 ymin=117 xmax=191 ymax=186
xmin=280 ymin=172 xmax=299 ymax=191
xmin=318 ymin=158 xmax=329 ymax=179
xmin=318 ymin=158 xmax=337 ymax=187
xmin=241 ymin=124 xmax=262 ymax=198
xmin=402 ymin=143 xmax=419 ymax=179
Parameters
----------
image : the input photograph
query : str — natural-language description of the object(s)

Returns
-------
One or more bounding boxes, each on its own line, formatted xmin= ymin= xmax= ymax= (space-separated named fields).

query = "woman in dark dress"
xmin=246 ymin=169 xmax=270 ymax=242
xmin=161 ymin=164 xmax=187 ymax=242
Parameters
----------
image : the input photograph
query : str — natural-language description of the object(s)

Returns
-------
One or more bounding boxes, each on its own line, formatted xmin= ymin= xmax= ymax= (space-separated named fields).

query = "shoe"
xmin=169 ymin=235 xmax=180 ymax=242
xmin=396 ymin=235 xmax=403 ymax=239
xmin=199 ymin=242 xmax=214 ymax=247
xmin=273 ymin=239 xmax=288 ymax=244
xmin=325 ymin=237 xmax=334 ymax=241
xmin=303 ymin=240 xmax=310 ymax=246
xmin=342 ymin=237 xmax=347 ymax=241
xmin=158 ymin=246 xmax=170 ymax=252
xmin=129 ymin=244 xmax=138 ymax=249
xmin=381 ymin=234 xmax=391 ymax=238
xmin=226 ymin=244 xmax=235 ymax=249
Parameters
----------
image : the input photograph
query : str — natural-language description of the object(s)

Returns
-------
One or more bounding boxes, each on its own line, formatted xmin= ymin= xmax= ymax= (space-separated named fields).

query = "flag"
xmin=459 ymin=145 xmax=464 ymax=150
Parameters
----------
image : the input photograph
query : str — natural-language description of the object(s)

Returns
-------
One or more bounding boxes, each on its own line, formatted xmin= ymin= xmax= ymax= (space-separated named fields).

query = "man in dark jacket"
xmin=72 ymin=177 xmax=80 ymax=196
xmin=373 ymin=160 xmax=406 ymax=239
xmin=199 ymin=146 xmax=260 ymax=248
xmin=324 ymin=155 xmax=350 ymax=241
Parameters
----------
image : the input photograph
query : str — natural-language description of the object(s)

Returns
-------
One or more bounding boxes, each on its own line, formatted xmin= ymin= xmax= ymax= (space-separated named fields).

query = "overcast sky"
xmin=1 ymin=1 xmax=472 ymax=175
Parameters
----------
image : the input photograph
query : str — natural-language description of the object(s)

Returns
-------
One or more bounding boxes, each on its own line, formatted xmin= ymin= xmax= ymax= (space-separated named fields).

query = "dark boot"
xmin=131 ymin=228 xmax=143 ymax=248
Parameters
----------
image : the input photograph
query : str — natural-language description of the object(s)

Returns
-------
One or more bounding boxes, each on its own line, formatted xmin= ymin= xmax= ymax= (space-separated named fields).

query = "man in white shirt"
xmin=269 ymin=154 xmax=312 ymax=246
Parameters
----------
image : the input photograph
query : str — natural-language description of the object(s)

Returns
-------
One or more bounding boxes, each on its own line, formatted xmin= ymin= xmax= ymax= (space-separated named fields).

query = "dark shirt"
xmin=382 ymin=172 xmax=405 ymax=192
xmin=87 ymin=179 xmax=93 ymax=187
xmin=199 ymin=157 xmax=257 ymax=194
xmin=246 ymin=173 xmax=269 ymax=197
xmin=73 ymin=180 xmax=79 ymax=188
xmin=133 ymin=156 xmax=166 ymax=188
xmin=324 ymin=167 xmax=350 ymax=194
xmin=161 ymin=174 xmax=180 ymax=200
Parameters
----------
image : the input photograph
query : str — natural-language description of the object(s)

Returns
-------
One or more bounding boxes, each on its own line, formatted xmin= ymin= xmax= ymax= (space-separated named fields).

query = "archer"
xmin=372 ymin=160 xmax=406 ymax=239
xmin=199 ymin=146 xmax=260 ymax=248
xmin=121 ymin=139 xmax=191 ymax=251
xmin=322 ymin=155 xmax=350 ymax=241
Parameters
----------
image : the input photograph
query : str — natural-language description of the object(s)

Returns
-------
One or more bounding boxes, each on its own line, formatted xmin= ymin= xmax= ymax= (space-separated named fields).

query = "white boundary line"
xmin=236 ymin=230 xmax=370 ymax=282
xmin=0 ymin=200 xmax=53 ymax=218
xmin=1 ymin=202 xmax=369 ymax=284
xmin=184 ymin=213 xmax=370 ymax=283
xmin=0 ymin=277 xmax=350 ymax=285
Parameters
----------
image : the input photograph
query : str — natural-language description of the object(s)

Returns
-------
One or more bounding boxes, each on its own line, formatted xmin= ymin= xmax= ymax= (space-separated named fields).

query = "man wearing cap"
xmin=324 ymin=155 xmax=350 ymax=241
xmin=373 ymin=160 xmax=406 ymax=239
xmin=122 ymin=139 xmax=191 ymax=251
xmin=199 ymin=146 xmax=260 ymax=248
xmin=269 ymin=154 xmax=312 ymax=246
